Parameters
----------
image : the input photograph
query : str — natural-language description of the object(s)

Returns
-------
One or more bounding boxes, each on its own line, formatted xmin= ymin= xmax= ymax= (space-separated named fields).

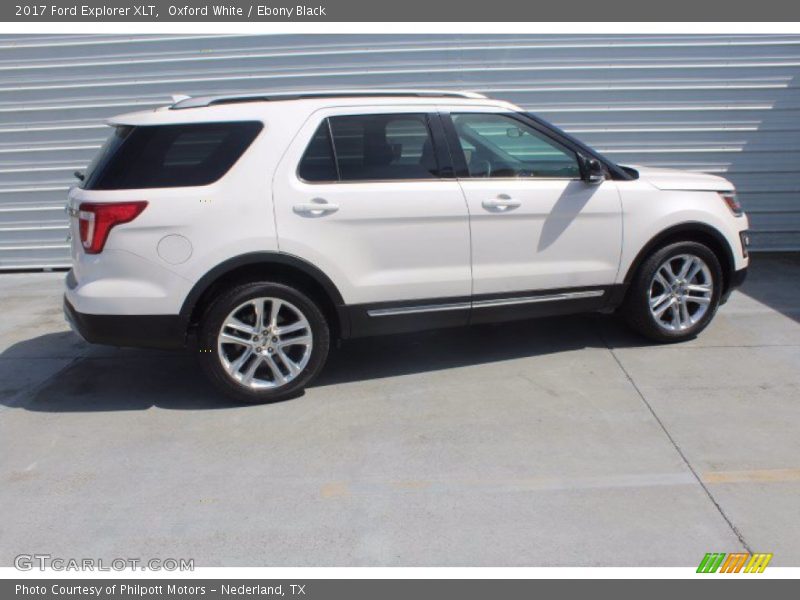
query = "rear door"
xmin=272 ymin=106 xmax=472 ymax=334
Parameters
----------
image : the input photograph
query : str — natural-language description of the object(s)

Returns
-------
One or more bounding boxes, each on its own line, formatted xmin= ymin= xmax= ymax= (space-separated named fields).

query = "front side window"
xmin=451 ymin=113 xmax=580 ymax=179
xmin=84 ymin=121 xmax=263 ymax=190
xmin=297 ymin=113 xmax=440 ymax=182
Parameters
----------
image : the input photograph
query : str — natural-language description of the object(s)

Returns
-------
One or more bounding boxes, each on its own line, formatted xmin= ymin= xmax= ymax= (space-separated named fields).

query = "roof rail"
xmin=170 ymin=89 xmax=487 ymax=110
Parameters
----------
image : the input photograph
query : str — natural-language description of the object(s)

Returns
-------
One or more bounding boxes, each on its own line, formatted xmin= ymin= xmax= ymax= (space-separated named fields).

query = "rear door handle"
xmin=293 ymin=201 xmax=339 ymax=216
xmin=482 ymin=197 xmax=521 ymax=211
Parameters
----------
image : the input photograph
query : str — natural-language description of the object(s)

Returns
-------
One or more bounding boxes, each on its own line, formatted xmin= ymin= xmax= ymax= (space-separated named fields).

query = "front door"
xmin=442 ymin=110 xmax=623 ymax=307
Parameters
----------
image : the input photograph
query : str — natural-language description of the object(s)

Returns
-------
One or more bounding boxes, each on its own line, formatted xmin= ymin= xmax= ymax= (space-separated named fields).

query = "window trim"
xmin=295 ymin=111 xmax=455 ymax=185
xmin=326 ymin=118 xmax=342 ymax=181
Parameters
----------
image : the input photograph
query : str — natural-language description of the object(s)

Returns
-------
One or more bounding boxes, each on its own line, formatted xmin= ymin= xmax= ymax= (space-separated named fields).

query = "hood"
xmin=623 ymin=165 xmax=734 ymax=192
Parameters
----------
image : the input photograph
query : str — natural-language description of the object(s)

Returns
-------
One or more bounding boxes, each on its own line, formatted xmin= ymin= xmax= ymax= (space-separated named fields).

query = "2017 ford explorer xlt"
xmin=64 ymin=90 xmax=750 ymax=403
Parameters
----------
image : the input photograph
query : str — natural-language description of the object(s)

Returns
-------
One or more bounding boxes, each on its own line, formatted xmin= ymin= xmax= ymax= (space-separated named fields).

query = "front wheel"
xmin=198 ymin=282 xmax=330 ymax=403
xmin=623 ymin=241 xmax=723 ymax=343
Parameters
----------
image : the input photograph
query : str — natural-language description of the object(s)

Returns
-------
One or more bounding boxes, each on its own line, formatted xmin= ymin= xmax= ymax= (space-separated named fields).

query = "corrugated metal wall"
xmin=2 ymin=33 xmax=799 ymax=269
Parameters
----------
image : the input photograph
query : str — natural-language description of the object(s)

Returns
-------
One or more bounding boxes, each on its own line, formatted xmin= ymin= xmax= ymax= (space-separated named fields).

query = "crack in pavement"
xmin=595 ymin=324 xmax=752 ymax=553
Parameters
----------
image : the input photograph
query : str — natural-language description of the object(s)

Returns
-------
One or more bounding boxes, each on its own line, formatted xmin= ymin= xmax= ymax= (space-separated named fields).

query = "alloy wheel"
xmin=217 ymin=297 xmax=313 ymax=389
xmin=648 ymin=254 xmax=714 ymax=332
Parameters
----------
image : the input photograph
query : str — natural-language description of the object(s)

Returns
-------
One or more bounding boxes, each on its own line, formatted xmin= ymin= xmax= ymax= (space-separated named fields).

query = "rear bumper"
xmin=64 ymin=296 xmax=186 ymax=350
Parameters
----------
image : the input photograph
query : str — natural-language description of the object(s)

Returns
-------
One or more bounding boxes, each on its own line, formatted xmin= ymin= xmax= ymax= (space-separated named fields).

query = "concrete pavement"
xmin=1 ymin=254 xmax=798 ymax=566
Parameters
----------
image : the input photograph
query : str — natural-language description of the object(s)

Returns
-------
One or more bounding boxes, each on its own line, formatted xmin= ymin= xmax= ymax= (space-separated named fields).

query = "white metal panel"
xmin=1 ymin=33 xmax=799 ymax=268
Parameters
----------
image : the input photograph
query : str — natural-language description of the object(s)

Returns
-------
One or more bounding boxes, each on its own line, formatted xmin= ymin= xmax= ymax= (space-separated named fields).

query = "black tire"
xmin=623 ymin=241 xmax=723 ymax=343
xmin=198 ymin=281 xmax=330 ymax=403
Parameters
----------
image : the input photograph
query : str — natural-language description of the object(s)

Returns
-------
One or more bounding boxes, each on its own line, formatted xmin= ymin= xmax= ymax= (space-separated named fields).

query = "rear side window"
xmin=83 ymin=122 xmax=263 ymax=190
xmin=297 ymin=113 xmax=440 ymax=182
xmin=297 ymin=121 xmax=339 ymax=182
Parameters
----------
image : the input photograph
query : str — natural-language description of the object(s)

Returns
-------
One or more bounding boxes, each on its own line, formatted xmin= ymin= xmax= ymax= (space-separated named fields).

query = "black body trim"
xmin=428 ymin=112 xmax=457 ymax=178
xmin=469 ymin=287 xmax=611 ymax=326
xmin=721 ymin=267 xmax=748 ymax=304
xmin=67 ymin=283 xmax=629 ymax=348
xmin=623 ymin=222 xmax=736 ymax=291
xmin=730 ymin=266 xmax=748 ymax=289
xmin=348 ymin=294 xmax=473 ymax=337
xmin=180 ymin=251 xmax=347 ymax=318
xmin=64 ymin=297 xmax=186 ymax=350
xmin=346 ymin=285 xmax=624 ymax=338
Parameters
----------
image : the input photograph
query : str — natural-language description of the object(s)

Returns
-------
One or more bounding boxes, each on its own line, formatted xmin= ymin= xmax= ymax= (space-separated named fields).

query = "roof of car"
xmin=108 ymin=90 xmax=520 ymax=127
xmin=168 ymin=89 xmax=488 ymax=110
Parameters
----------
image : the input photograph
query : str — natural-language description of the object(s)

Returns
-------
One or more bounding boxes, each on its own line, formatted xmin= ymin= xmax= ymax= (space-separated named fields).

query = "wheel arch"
xmin=623 ymin=222 xmax=735 ymax=293
xmin=181 ymin=252 xmax=349 ymax=339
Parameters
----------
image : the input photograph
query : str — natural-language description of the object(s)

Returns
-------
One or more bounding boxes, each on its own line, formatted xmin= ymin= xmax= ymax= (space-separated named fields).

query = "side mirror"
xmin=581 ymin=156 xmax=605 ymax=185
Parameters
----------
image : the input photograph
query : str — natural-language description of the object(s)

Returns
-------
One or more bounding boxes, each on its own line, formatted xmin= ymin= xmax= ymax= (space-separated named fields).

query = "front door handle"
xmin=293 ymin=201 xmax=340 ymax=216
xmin=482 ymin=197 xmax=521 ymax=211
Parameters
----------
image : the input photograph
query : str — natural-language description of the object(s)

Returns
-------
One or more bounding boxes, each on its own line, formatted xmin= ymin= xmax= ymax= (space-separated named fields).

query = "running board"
xmin=367 ymin=290 xmax=604 ymax=317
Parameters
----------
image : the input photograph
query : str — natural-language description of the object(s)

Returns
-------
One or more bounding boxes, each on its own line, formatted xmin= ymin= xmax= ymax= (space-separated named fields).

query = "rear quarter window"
xmin=83 ymin=121 xmax=263 ymax=190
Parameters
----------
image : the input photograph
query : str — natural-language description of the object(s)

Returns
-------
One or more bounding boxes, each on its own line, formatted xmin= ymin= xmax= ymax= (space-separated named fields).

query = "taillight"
xmin=719 ymin=191 xmax=743 ymax=217
xmin=78 ymin=201 xmax=147 ymax=254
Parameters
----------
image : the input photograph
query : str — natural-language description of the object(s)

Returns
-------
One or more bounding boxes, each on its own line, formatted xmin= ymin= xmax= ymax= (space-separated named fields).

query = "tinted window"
xmin=452 ymin=113 xmax=580 ymax=179
xmin=328 ymin=114 xmax=440 ymax=181
xmin=80 ymin=125 xmax=131 ymax=188
xmin=298 ymin=122 xmax=338 ymax=182
xmin=84 ymin=122 xmax=263 ymax=190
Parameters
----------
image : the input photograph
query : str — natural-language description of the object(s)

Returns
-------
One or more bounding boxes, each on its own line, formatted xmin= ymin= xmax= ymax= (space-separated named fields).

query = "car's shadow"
xmin=0 ymin=313 xmax=650 ymax=413
xmin=316 ymin=313 xmax=639 ymax=386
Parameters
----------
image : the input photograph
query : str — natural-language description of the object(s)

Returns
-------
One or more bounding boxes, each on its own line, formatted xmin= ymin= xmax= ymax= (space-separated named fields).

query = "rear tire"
xmin=198 ymin=281 xmax=330 ymax=403
xmin=623 ymin=241 xmax=723 ymax=343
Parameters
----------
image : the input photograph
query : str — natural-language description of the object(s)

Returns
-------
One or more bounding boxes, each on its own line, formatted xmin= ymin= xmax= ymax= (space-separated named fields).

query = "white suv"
xmin=64 ymin=90 xmax=750 ymax=403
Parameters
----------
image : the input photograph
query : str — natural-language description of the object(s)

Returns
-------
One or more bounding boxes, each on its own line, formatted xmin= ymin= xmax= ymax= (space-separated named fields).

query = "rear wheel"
xmin=623 ymin=241 xmax=723 ymax=343
xmin=198 ymin=282 xmax=330 ymax=403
